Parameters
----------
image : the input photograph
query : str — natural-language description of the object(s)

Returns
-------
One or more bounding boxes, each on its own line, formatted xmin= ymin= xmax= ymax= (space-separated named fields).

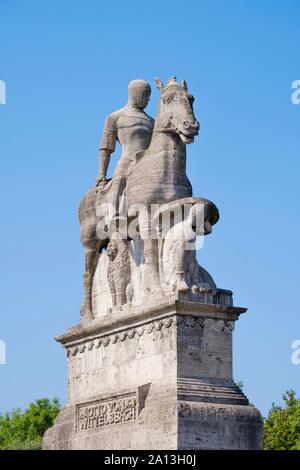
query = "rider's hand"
xmin=96 ymin=174 xmax=106 ymax=186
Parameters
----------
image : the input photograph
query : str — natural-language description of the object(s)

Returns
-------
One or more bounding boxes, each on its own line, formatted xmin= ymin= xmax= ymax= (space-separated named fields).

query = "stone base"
xmin=43 ymin=300 xmax=263 ymax=450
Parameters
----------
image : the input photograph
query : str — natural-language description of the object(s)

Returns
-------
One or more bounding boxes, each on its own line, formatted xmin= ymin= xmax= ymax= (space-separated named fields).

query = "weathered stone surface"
xmin=78 ymin=77 xmax=207 ymax=320
xmin=178 ymin=402 xmax=263 ymax=450
xmin=43 ymin=301 xmax=262 ymax=450
xmin=43 ymin=77 xmax=263 ymax=449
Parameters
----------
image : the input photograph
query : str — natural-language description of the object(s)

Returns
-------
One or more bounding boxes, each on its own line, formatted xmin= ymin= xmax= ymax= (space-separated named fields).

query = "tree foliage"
xmin=0 ymin=398 xmax=60 ymax=450
xmin=264 ymin=390 xmax=300 ymax=450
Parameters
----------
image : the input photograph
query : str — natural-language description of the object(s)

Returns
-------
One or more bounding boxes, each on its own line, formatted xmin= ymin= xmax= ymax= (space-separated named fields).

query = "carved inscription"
xmin=77 ymin=394 xmax=137 ymax=431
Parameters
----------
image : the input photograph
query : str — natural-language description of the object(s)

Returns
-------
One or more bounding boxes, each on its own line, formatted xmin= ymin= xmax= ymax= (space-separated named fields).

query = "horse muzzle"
xmin=178 ymin=121 xmax=200 ymax=144
xmin=178 ymin=120 xmax=199 ymax=144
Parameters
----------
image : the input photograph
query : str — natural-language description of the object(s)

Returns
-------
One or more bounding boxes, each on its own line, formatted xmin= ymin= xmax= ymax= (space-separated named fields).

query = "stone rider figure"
xmin=78 ymin=80 xmax=154 ymax=319
xmin=96 ymin=79 xmax=154 ymax=218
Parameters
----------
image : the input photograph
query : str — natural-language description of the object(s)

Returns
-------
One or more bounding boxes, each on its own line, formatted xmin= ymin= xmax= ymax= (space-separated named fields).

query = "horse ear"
xmin=155 ymin=77 xmax=164 ymax=91
xmin=182 ymin=80 xmax=188 ymax=90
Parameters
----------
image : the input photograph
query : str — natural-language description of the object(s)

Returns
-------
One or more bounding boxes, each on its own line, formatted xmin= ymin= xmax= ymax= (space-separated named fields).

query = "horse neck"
xmin=148 ymin=125 xmax=186 ymax=158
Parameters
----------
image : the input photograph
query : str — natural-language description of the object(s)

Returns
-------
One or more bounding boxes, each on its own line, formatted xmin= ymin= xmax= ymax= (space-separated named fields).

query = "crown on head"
xmin=155 ymin=76 xmax=188 ymax=92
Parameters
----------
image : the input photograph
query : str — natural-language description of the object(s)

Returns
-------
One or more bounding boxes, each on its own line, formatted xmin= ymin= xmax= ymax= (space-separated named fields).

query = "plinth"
xmin=43 ymin=299 xmax=263 ymax=449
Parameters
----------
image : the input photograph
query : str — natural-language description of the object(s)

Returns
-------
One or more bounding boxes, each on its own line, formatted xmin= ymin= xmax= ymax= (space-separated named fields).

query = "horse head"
xmin=154 ymin=76 xmax=200 ymax=144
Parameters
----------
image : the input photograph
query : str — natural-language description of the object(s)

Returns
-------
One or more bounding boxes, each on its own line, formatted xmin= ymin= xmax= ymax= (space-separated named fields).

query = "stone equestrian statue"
xmin=79 ymin=77 xmax=218 ymax=319
xmin=44 ymin=77 xmax=263 ymax=452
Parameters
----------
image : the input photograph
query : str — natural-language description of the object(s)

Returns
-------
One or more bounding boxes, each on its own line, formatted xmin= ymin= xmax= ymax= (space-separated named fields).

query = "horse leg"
xmin=81 ymin=243 xmax=101 ymax=319
xmin=138 ymin=211 xmax=161 ymax=295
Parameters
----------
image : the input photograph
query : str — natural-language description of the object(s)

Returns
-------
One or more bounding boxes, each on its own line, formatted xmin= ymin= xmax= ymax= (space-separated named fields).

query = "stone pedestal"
xmin=43 ymin=300 xmax=263 ymax=450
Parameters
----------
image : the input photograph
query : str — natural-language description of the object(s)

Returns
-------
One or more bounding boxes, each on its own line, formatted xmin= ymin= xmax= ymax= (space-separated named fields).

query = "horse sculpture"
xmin=79 ymin=77 xmax=216 ymax=319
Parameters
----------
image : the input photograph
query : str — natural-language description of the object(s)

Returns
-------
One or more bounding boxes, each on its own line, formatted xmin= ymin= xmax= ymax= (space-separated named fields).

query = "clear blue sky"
xmin=0 ymin=0 xmax=299 ymax=417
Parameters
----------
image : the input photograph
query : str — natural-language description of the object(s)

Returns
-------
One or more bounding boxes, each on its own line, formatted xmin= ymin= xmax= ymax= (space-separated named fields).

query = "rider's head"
xmin=128 ymin=80 xmax=151 ymax=110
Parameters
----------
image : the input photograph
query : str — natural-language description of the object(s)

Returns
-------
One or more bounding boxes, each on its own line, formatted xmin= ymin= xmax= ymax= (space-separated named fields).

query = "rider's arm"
xmin=96 ymin=114 xmax=118 ymax=184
